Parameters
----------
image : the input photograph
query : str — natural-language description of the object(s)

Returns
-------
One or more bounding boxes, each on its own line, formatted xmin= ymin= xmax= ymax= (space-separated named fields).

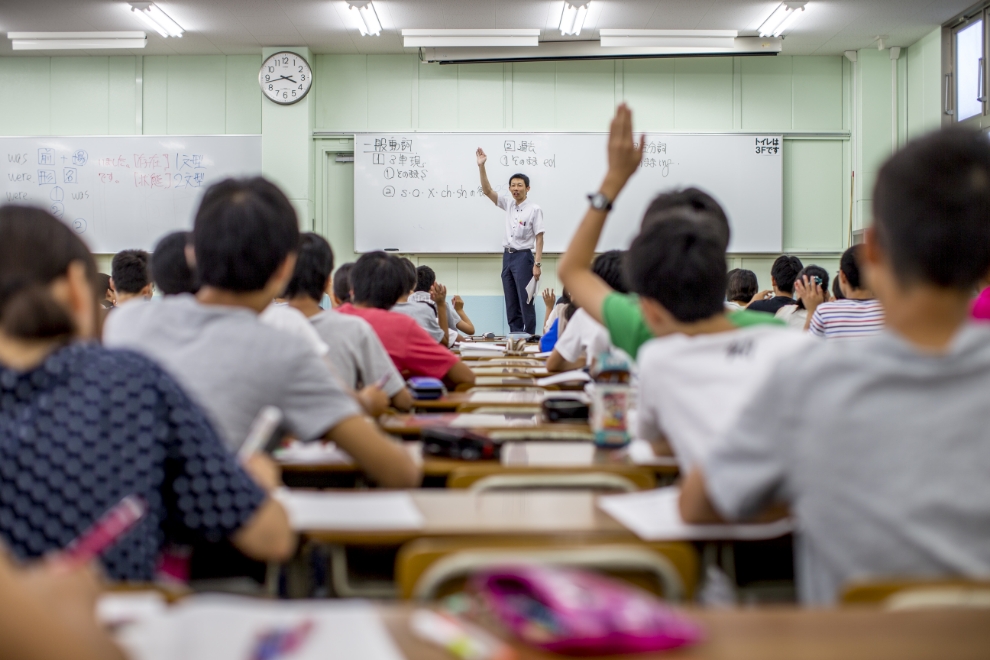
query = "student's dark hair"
xmin=95 ymin=273 xmax=112 ymax=296
xmin=151 ymin=231 xmax=199 ymax=295
xmin=351 ymin=252 xmax=407 ymax=309
xmin=556 ymin=288 xmax=571 ymax=307
xmin=284 ymin=232 xmax=335 ymax=302
xmin=640 ymin=188 xmax=731 ymax=251
xmin=770 ymin=255 xmax=804 ymax=294
xmin=839 ymin=245 xmax=864 ymax=291
xmin=0 ymin=206 xmax=96 ymax=340
xmin=193 ymin=177 xmax=300 ymax=292
xmin=625 ymin=213 xmax=727 ymax=323
xmin=509 ymin=173 xmax=530 ymax=187
xmin=111 ymin=249 xmax=150 ymax=294
xmin=416 ymin=265 xmax=436 ymax=292
xmin=794 ymin=265 xmax=829 ymax=310
xmin=726 ymin=268 xmax=758 ymax=304
xmin=333 ymin=262 xmax=354 ymax=304
xmin=592 ymin=250 xmax=629 ymax=294
xmin=398 ymin=257 xmax=417 ymax=293
xmin=832 ymin=273 xmax=845 ymax=300
xmin=874 ymin=128 xmax=990 ymax=289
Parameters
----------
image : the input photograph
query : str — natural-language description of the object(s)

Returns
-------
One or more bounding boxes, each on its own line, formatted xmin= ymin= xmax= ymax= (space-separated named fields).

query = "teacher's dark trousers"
xmin=502 ymin=248 xmax=536 ymax=334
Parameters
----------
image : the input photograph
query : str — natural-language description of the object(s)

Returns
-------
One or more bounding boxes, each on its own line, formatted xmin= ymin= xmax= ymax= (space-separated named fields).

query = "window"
xmin=956 ymin=18 xmax=985 ymax=122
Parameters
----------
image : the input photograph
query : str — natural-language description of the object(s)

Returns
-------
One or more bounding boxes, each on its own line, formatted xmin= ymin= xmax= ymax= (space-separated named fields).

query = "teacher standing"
xmin=476 ymin=147 xmax=545 ymax=335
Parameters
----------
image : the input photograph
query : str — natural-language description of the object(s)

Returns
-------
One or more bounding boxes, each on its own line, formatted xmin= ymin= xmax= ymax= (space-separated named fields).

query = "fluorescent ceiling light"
xmin=560 ymin=1 xmax=590 ymax=36
xmin=600 ymin=29 xmax=737 ymax=48
xmin=348 ymin=1 xmax=382 ymax=36
xmin=8 ymin=32 xmax=147 ymax=50
xmin=402 ymin=29 xmax=540 ymax=48
xmin=129 ymin=2 xmax=183 ymax=37
xmin=758 ymin=2 xmax=806 ymax=38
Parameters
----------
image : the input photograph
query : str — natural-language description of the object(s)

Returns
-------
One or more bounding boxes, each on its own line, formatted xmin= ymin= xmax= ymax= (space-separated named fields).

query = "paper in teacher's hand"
xmin=526 ymin=276 xmax=539 ymax=304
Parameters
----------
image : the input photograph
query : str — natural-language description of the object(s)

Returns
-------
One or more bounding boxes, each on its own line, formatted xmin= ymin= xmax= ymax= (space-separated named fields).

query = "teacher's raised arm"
xmin=476 ymin=148 xmax=498 ymax=204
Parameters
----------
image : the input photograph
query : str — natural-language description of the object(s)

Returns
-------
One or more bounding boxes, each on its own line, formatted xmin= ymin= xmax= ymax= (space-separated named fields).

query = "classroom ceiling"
xmin=0 ymin=0 xmax=971 ymax=57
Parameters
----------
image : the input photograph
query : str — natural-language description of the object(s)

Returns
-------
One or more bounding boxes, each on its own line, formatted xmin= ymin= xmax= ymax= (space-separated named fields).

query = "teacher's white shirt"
xmin=498 ymin=192 xmax=544 ymax=251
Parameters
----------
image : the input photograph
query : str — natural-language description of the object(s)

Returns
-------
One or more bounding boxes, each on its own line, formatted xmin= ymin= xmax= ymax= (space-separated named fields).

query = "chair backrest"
xmin=841 ymin=579 xmax=990 ymax=609
xmin=450 ymin=470 xmax=652 ymax=492
xmin=395 ymin=537 xmax=699 ymax=602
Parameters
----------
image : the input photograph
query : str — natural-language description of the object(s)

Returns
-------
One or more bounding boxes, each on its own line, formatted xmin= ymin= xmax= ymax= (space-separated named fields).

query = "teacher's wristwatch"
xmin=587 ymin=192 xmax=613 ymax=212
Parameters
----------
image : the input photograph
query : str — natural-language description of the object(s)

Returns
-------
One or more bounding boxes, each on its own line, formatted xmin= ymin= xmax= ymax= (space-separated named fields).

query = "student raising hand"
xmin=476 ymin=147 xmax=487 ymax=166
xmin=794 ymin=275 xmax=826 ymax=330
xmin=558 ymin=104 xmax=644 ymax=325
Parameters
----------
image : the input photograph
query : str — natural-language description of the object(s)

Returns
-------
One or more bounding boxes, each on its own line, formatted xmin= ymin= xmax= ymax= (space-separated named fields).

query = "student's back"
xmin=0 ymin=206 xmax=292 ymax=580
xmin=106 ymin=294 xmax=350 ymax=451
xmin=687 ymin=128 xmax=990 ymax=603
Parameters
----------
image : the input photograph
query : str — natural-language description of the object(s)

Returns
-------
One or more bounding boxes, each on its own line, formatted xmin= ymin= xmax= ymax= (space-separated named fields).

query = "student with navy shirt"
xmin=0 ymin=206 xmax=294 ymax=581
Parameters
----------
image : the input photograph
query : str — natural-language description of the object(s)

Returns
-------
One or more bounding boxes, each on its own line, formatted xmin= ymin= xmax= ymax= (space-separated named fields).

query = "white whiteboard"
xmin=0 ymin=135 xmax=262 ymax=253
xmin=353 ymin=132 xmax=783 ymax=253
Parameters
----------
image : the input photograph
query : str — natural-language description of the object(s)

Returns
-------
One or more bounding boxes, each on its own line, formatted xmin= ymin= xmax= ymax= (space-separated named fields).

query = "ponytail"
xmin=0 ymin=206 xmax=96 ymax=341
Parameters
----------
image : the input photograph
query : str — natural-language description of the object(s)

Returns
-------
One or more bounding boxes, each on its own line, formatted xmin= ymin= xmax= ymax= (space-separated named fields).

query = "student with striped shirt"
xmin=798 ymin=245 xmax=884 ymax=339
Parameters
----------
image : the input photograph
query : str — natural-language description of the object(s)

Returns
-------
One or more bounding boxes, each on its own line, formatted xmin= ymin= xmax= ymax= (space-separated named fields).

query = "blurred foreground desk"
xmin=380 ymin=605 xmax=990 ymax=660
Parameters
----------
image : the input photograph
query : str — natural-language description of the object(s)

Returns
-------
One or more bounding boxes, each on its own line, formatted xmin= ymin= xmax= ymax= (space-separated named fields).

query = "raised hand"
xmin=542 ymin=288 xmax=556 ymax=308
xmin=476 ymin=148 xmax=487 ymax=167
xmin=605 ymin=103 xmax=645 ymax=189
xmin=794 ymin=276 xmax=825 ymax=315
xmin=431 ymin=282 xmax=448 ymax=304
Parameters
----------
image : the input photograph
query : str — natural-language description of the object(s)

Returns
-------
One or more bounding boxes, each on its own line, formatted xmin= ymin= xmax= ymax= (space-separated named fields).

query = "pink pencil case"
xmin=470 ymin=566 xmax=702 ymax=656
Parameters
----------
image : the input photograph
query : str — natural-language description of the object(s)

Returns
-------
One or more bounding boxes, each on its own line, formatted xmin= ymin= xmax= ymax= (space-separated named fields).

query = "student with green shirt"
xmin=557 ymin=104 xmax=780 ymax=359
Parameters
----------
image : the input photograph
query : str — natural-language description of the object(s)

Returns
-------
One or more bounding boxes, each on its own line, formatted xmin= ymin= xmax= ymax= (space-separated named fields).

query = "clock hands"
xmin=275 ymin=75 xmax=298 ymax=84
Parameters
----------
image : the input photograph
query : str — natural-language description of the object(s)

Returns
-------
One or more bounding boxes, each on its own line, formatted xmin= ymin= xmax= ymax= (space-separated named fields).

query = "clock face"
xmin=259 ymin=52 xmax=313 ymax=105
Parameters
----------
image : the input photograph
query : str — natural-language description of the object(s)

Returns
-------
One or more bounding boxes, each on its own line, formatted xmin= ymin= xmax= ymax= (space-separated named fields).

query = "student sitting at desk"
xmin=0 ymin=206 xmax=295 ymax=580
xmin=774 ymin=264 xmax=830 ymax=330
xmin=746 ymin=255 xmax=804 ymax=314
xmin=331 ymin=262 xmax=354 ymax=307
xmin=557 ymin=105 xmax=781 ymax=361
xmin=799 ymin=245 xmax=885 ymax=339
xmin=392 ymin=257 xmax=449 ymax=346
xmin=411 ymin=265 xmax=476 ymax=342
xmin=104 ymin=177 xmax=419 ymax=488
xmin=150 ymin=230 xmax=199 ymax=295
xmin=680 ymin=128 xmax=990 ymax=604
xmin=546 ymin=251 xmax=627 ymax=373
xmin=285 ymin=232 xmax=412 ymax=411
xmin=109 ymin=248 xmax=152 ymax=305
xmin=339 ymin=251 xmax=476 ymax=388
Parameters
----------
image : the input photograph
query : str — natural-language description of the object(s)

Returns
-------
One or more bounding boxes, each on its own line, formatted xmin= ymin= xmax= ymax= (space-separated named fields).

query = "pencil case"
xmin=421 ymin=427 xmax=500 ymax=461
xmin=407 ymin=376 xmax=447 ymax=400
xmin=470 ymin=566 xmax=702 ymax=656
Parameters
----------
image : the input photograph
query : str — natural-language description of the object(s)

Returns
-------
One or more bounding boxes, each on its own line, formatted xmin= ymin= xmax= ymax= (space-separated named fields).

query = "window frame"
xmin=946 ymin=5 xmax=990 ymax=129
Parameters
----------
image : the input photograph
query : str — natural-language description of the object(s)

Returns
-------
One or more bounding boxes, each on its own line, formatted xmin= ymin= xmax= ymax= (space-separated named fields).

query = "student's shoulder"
xmin=82 ymin=343 xmax=189 ymax=396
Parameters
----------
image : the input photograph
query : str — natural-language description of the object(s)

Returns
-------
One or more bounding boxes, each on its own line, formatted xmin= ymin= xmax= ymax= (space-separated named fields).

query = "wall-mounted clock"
xmin=259 ymin=51 xmax=313 ymax=105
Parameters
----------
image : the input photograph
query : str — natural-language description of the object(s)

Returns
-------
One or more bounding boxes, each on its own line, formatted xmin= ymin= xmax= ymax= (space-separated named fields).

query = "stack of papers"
xmin=116 ymin=596 xmax=405 ymax=660
xmin=501 ymin=442 xmax=596 ymax=467
xmin=626 ymin=438 xmax=679 ymax=467
xmin=449 ymin=413 xmax=539 ymax=428
xmin=274 ymin=442 xmax=354 ymax=465
xmin=274 ymin=490 xmax=424 ymax=531
xmin=536 ymin=370 xmax=591 ymax=387
xmin=598 ymin=487 xmax=793 ymax=541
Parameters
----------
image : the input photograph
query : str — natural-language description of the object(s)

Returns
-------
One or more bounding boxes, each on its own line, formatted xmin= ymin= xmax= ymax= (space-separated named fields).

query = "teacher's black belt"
xmin=504 ymin=248 xmax=532 ymax=253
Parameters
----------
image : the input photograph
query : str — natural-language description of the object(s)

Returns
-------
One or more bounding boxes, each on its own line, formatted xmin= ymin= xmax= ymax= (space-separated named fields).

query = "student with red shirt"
xmin=339 ymin=252 xmax=476 ymax=388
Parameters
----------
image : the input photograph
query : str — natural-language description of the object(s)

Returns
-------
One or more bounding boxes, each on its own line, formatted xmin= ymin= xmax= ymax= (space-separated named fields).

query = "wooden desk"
xmin=300 ymin=490 xmax=633 ymax=546
xmin=380 ymin=412 xmax=589 ymax=438
xmin=379 ymin=605 xmax=990 ymax=660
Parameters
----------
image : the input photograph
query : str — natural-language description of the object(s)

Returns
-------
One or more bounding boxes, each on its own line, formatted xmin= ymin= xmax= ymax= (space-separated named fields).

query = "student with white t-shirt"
xmin=284 ymin=232 xmax=413 ymax=412
xmin=547 ymin=251 xmax=627 ymax=373
xmin=626 ymin=215 xmax=810 ymax=472
xmin=104 ymin=177 xmax=420 ymax=489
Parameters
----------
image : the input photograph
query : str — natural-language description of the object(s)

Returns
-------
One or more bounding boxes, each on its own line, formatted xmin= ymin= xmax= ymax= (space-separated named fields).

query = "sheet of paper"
xmin=275 ymin=490 xmax=424 ymax=531
xmin=98 ymin=592 xmax=167 ymax=628
xmin=459 ymin=342 xmax=505 ymax=352
xmin=536 ymin=370 xmax=591 ymax=387
xmin=468 ymin=391 xmax=545 ymax=404
xmin=598 ymin=487 xmax=793 ymax=541
xmin=116 ymin=596 xmax=405 ymax=660
xmin=627 ymin=438 xmax=680 ymax=467
xmin=274 ymin=441 xmax=354 ymax=465
xmin=525 ymin=276 xmax=539 ymax=304
xmin=501 ymin=442 xmax=596 ymax=466
xmin=449 ymin=413 xmax=539 ymax=428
